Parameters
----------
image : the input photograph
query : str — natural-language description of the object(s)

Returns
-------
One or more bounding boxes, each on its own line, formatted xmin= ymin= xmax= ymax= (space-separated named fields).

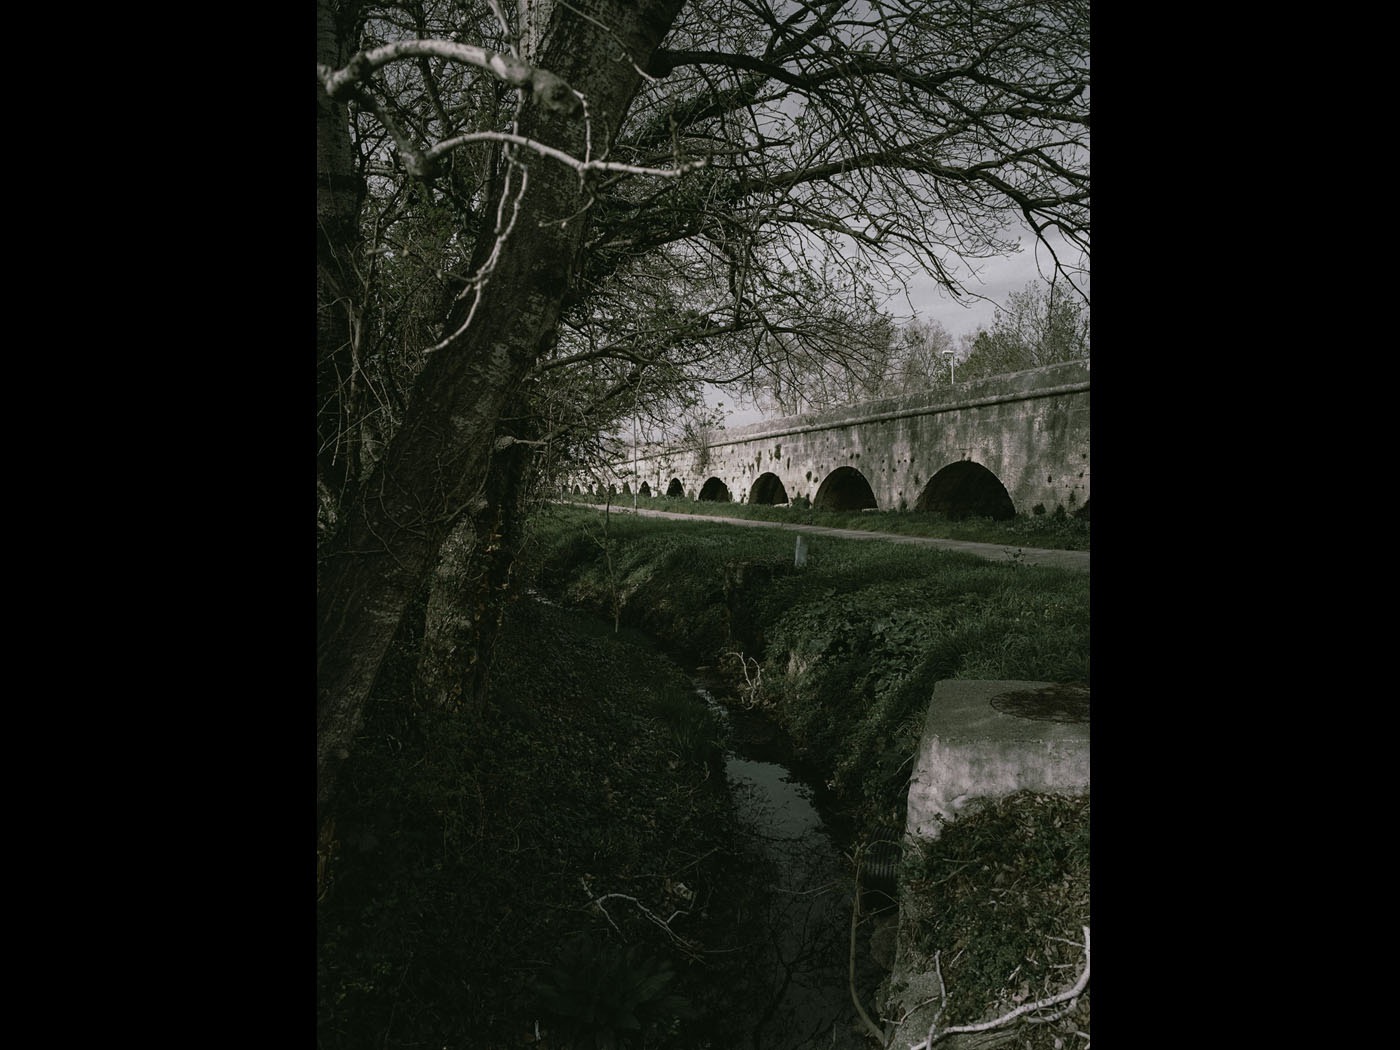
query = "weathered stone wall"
xmin=580 ymin=359 xmax=1090 ymax=517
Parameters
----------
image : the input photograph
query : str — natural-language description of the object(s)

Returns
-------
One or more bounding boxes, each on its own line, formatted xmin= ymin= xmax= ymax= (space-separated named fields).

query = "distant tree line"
xmin=741 ymin=278 xmax=1089 ymax=417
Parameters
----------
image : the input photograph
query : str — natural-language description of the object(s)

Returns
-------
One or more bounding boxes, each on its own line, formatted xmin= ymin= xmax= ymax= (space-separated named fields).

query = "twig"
xmin=906 ymin=926 xmax=1090 ymax=1049
xmin=579 ymin=878 xmax=701 ymax=958
xmin=423 ymin=130 xmax=709 ymax=179
xmin=849 ymin=847 xmax=886 ymax=1043
xmin=726 ymin=651 xmax=764 ymax=707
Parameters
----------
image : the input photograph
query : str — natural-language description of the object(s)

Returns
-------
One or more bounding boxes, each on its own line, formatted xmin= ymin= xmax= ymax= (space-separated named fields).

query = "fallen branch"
xmin=579 ymin=877 xmax=702 ymax=960
xmin=907 ymin=925 xmax=1090 ymax=1049
xmin=849 ymin=846 xmax=885 ymax=1043
xmin=726 ymin=651 xmax=763 ymax=707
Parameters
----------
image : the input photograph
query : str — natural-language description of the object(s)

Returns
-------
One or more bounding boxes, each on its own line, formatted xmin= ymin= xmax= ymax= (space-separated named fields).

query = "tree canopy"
xmin=316 ymin=0 xmax=1090 ymax=821
xmin=956 ymin=278 xmax=1089 ymax=382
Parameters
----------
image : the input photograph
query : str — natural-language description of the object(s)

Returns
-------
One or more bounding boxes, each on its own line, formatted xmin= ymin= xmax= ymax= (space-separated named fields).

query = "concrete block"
xmin=905 ymin=680 xmax=1089 ymax=841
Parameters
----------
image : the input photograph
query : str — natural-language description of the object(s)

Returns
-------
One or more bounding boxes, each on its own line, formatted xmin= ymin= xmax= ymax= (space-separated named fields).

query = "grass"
xmin=898 ymin=792 xmax=1091 ymax=1044
xmin=522 ymin=503 xmax=1090 ymax=1049
xmin=562 ymin=491 xmax=1091 ymax=551
xmin=316 ymin=595 xmax=770 ymax=1050
xmin=319 ymin=501 xmax=1091 ymax=1049
xmin=524 ymin=503 xmax=1089 ymax=830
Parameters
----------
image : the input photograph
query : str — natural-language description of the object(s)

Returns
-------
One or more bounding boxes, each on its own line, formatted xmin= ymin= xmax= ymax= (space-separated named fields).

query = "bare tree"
xmin=958 ymin=278 xmax=1090 ymax=380
xmin=315 ymin=0 xmax=1090 ymax=825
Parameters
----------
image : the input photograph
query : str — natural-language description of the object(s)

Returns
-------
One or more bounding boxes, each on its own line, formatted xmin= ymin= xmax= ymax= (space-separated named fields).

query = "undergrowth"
xmin=521 ymin=504 xmax=1091 ymax=1045
xmin=523 ymin=504 xmax=1090 ymax=830
xmin=898 ymin=792 xmax=1091 ymax=1049
xmin=319 ymin=502 xmax=1091 ymax=1048
xmin=316 ymin=594 xmax=766 ymax=1049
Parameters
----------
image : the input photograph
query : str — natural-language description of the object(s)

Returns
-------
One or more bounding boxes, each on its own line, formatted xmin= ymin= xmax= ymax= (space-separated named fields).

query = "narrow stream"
xmin=695 ymin=681 xmax=885 ymax=1050
xmin=525 ymin=591 xmax=888 ymax=1046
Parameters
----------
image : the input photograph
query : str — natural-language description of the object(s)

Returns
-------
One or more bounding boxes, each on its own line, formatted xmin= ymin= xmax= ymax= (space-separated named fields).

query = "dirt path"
xmin=595 ymin=505 xmax=1091 ymax=573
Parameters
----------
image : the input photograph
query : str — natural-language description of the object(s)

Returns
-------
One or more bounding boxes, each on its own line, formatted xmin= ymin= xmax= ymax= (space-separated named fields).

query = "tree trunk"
xmin=316 ymin=0 xmax=686 ymax=828
xmin=316 ymin=0 xmax=365 ymax=505
xmin=417 ymin=406 xmax=536 ymax=713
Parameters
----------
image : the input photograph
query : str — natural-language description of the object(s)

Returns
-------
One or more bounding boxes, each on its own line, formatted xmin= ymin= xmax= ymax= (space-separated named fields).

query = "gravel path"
xmin=597 ymin=505 xmax=1091 ymax=573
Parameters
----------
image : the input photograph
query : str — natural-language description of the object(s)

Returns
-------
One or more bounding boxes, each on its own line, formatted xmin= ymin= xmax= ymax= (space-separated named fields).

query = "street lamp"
xmin=943 ymin=349 xmax=955 ymax=385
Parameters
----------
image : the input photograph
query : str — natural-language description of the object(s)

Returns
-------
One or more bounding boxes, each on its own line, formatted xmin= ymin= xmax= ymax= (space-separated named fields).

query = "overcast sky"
xmin=714 ymin=231 xmax=1084 ymax=428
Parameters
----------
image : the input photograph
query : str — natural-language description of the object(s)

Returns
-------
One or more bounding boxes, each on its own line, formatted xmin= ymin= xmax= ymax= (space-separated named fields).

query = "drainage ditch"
xmin=693 ymin=676 xmax=894 ymax=1050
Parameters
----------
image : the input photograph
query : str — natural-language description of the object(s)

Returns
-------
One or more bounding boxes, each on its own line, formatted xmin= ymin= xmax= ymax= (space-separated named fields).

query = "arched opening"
xmin=607 ymin=483 xmax=618 ymax=496
xmin=749 ymin=472 xmax=789 ymax=505
xmin=622 ymin=482 xmax=632 ymax=495
xmin=914 ymin=461 xmax=1015 ymax=520
xmin=639 ymin=481 xmax=651 ymax=497
xmin=572 ymin=484 xmax=581 ymax=495
xmin=813 ymin=466 xmax=877 ymax=511
xmin=698 ymin=477 xmax=731 ymax=502
xmin=666 ymin=478 xmax=685 ymax=498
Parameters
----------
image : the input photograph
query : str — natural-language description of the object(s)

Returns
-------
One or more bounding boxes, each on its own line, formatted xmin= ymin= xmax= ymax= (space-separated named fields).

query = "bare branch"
xmin=424 ymin=130 xmax=712 ymax=179
xmin=318 ymin=39 xmax=582 ymax=118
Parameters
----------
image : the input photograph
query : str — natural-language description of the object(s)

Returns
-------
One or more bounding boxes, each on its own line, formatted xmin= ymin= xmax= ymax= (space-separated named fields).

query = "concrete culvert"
xmin=861 ymin=837 xmax=903 ymax=893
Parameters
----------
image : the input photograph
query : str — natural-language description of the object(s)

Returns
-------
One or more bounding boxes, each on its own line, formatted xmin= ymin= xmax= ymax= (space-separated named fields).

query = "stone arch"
xmin=914 ymin=461 xmax=1015 ymax=520
xmin=813 ymin=466 xmax=877 ymax=511
xmin=572 ymin=484 xmax=581 ymax=495
xmin=622 ymin=482 xmax=632 ymax=495
xmin=666 ymin=477 xmax=686 ymax=498
xmin=698 ymin=476 xmax=732 ymax=502
xmin=639 ymin=481 xmax=651 ymax=497
xmin=749 ymin=472 xmax=789 ymax=505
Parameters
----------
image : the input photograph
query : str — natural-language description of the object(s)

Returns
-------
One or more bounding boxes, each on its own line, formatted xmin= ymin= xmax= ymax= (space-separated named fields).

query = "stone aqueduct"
xmin=575 ymin=359 xmax=1090 ymax=520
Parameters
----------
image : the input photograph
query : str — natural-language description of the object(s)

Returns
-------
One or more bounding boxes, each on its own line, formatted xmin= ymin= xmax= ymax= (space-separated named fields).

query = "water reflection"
xmin=703 ymin=689 xmax=875 ymax=1050
xmin=726 ymin=758 xmax=825 ymax=838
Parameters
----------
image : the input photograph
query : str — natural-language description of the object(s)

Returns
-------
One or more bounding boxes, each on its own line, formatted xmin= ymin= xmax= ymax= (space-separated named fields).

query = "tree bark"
xmin=316 ymin=0 xmax=366 ymax=504
xmin=416 ymin=405 xmax=536 ymax=713
xmin=316 ymin=0 xmax=686 ymax=828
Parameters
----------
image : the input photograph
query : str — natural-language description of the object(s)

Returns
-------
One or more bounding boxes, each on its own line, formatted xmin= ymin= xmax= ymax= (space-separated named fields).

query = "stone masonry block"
xmin=905 ymin=679 xmax=1089 ymax=841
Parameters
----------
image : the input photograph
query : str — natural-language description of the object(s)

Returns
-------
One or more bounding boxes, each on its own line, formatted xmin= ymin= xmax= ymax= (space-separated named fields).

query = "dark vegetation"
xmin=317 ymin=596 xmax=773 ymax=1049
xmin=524 ymin=507 xmax=1091 ymax=1047
xmin=528 ymin=506 xmax=1089 ymax=831
xmin=317 ymin=506 xmax=1090 ymax=1049
xmin=898 ymin=794 xmax=1091 ymax=1042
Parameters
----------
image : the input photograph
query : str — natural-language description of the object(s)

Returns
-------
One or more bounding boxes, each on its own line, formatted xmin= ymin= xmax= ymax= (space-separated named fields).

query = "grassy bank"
xmin=318 ymin=503 xmax=1091 ymax=1049
xmin=562 ymin=492 xmax=1091 ymax=551
xmin=317 ymin=596 xmax=774 ymax=1050
xmin=523 ymin=504 xmax=1089 ymax=829
xmin=521 ymin=503 xmax=1091 ymax=1048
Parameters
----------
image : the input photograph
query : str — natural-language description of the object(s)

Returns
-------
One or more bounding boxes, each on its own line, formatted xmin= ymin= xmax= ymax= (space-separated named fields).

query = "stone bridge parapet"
xmin=573 ymin=359 xmax=1089 ymax=520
